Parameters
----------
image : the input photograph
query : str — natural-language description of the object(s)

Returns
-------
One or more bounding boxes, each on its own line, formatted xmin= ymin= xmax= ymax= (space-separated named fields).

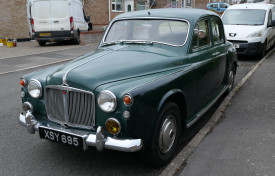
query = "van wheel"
xmin=258 ymin=41 xmax=266 ymax=59
xmin=38 ymin=41 xmax=46 ymax=46
xmin=149 ymin=102 xmax=182 ymax=166
xmin=74 ymin=31 xmax=80 ymax=45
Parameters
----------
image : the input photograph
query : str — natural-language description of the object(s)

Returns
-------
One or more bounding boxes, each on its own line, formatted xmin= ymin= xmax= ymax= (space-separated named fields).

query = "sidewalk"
xmin=179 ymin=53 xmax=275 ymax=175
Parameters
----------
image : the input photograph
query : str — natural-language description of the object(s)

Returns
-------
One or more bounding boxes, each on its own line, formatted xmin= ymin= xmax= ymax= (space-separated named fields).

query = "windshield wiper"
xmin=101 ymin=41 xmax=120 ymax=46
xmin=102 ymin=40 xmax=153 ymax=46
xmin=120 ymin=40 xmax=153 ymax=45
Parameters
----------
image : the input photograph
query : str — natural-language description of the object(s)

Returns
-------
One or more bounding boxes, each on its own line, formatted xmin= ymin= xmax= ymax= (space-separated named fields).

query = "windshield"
xmin=104 ymin=19 xmax=189 ymax=46
xmin=222 ymin=9 xmax=266 ymax=25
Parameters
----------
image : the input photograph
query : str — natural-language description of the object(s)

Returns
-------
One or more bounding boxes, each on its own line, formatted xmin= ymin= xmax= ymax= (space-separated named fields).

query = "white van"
xmin=27 ymin=0 xmax=89 ymax=46
xmin=222 ymin=4 xmax=275 ymax=58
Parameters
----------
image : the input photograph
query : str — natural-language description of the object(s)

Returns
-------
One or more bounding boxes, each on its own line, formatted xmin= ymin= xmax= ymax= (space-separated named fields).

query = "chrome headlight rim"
xmin=27 ymin=79 xmax=42 ymax=98
xmin=97 ymin=90 xmax=117 ymax=113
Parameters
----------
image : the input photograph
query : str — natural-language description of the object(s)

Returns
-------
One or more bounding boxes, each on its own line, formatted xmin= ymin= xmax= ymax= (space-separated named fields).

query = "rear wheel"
xmin=150 ymin=102 xmax=182 ymax=166
xmin=226 ymin=65 xmax=236 ymax=94
xmin=38 ymin=41 xmax=46 ymax=46
xmin=74 ymin=31 xmax=80 ymax=45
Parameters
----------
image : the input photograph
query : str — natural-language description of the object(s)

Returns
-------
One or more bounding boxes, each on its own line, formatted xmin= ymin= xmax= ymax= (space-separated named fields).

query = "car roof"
xmin=114 ymin=8 xmax=219 ymax=22
xmin=227 ymin=3 xmax=274 ymax=10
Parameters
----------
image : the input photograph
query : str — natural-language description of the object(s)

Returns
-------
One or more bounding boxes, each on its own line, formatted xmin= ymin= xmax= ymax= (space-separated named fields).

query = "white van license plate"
xmin=39 ymin=127 xmax=84 ymax=149
xmin=233 ymin=44 xmax=240 ymax=48
xmin=39 ymin=33 xmax=51 ymax=37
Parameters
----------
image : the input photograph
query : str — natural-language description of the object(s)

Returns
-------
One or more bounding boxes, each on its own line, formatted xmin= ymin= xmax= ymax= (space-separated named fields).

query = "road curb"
xmin=160 ymin=49 xmax=274 ymax=176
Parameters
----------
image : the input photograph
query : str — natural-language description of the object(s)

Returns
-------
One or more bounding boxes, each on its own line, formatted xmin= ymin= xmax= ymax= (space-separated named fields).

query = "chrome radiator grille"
xmin=45 ymin=85 xmax=95 ymax=129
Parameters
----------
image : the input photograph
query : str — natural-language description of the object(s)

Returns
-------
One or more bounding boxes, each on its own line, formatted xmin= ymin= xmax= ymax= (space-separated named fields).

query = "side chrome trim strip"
xmin=187 ymin=85 xmax=229 ymax=128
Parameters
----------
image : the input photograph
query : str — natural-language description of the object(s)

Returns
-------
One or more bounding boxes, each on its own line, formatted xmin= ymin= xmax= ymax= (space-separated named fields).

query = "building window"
xmin=186 ymin=0 xmax=191 ymax=7
xmin=112 ymin=0 xmax=123 ymax=11
xmin=170 ymin=0 xmax=179 ymax=7
xmin=137 ymin=1 xmax=146 ymax=10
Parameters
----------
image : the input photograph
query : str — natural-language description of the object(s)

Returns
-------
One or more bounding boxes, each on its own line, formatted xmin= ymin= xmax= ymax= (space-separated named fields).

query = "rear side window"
xmin=211 ymin=18 xmax=224 ymax=44
xmin=220 ymin=4 xmax=227 ymax=8
xmin=192 ymin=19 xmax=211 ymax=50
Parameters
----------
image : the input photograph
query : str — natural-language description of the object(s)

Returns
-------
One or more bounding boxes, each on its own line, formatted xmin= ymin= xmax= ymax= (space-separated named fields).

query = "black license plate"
xmin=39 ymin=127 xmax=84 ymax=150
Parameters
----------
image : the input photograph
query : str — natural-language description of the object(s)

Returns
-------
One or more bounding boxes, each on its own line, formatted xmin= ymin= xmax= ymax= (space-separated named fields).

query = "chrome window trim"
xmin=44 ymin=85 xmax=96 ymax=130
xmin=102 ymin=17 xmax=191 ymax=47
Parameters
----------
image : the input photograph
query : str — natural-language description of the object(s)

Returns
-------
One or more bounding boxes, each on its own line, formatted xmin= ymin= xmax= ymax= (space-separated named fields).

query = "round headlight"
xmin=27 ymin=79 xmax=42 ymax=98
xmin=97 ymin=90 xmax=117 ymax=113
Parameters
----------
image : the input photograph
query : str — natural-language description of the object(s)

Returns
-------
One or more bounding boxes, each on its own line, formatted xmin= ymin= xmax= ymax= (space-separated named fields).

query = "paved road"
xmin=0 ymin=44 xmax=259 ymax=175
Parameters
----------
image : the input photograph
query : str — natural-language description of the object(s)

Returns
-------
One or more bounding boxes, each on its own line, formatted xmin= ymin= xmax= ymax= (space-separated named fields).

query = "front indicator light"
xmin=105 ymin=118 xmax=121 ymax=135
xmin=123 ymin=94 xmax=133 ymax=105
xmin=20 ymin=78 xmax=26 ymax=87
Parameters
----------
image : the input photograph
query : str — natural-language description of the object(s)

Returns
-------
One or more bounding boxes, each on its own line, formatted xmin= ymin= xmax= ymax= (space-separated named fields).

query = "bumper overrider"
xmin=19 ymin=111 xmax=143 ymax=152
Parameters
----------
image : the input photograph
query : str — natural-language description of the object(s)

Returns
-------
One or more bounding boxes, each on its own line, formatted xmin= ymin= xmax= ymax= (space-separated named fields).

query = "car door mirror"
xmin=198 ymin=30 xmax=206 ymax=39
xmin=268 ymin=20 xmax=275 ymax=28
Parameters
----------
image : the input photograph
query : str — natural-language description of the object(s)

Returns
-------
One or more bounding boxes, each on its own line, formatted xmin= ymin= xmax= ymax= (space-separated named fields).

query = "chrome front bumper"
xmin=19 ymin=112 xmax=143 ymax=152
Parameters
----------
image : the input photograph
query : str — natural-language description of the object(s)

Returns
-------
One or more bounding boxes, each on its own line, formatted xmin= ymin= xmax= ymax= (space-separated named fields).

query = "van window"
xmin=222 ymin=9 xmax=266 ymax=25
xmin=268 ymin=10 xmax=272 ymax=26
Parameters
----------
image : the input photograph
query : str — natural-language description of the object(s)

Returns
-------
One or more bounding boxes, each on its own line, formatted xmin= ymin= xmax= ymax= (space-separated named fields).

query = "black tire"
xmin=258 ymin=41 xmax=266 ymax=59
xmin=38 ymin=41 xmax=46 ymax=46
xmin=226 ymin=64 xmax=236 ymax=94
xmin=150 ymin=102 xmax=182 ymax=166
xmin=74 ymin=31 xmax=80 ymax=45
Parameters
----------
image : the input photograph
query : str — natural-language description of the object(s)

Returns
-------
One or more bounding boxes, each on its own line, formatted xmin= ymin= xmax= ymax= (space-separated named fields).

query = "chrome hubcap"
xmin=228 ymin=70 xmax=234 ymax=90
xmin=159 ymin=115 xmax=177 ymax=154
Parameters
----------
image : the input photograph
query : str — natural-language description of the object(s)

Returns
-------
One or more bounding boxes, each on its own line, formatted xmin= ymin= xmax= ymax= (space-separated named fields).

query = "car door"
xmin=210 ymin=17 xmax=227 ymax=91
xmin=266 ymin=8 xmax=275 ymax=50
xmin=189 ymin=18 xmax=221 ymax=112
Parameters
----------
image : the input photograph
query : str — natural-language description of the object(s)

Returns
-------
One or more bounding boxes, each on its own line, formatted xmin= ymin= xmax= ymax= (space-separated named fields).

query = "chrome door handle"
xmin=212 ymin=52 xmax=220 ymax=57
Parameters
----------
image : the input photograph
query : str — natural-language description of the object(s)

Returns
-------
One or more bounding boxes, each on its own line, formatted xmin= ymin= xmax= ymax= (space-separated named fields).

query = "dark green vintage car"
xmin=19 ymin=8 xmax=237 ymax=165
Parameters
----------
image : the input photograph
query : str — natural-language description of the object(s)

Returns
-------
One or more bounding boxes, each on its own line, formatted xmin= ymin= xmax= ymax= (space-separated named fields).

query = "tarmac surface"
xmin=178 ymin=52 xmax=275 ymax=175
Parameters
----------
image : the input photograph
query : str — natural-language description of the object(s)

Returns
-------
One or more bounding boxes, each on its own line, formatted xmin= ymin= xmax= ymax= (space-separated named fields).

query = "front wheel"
xmin=258 ymin=41 xmax=266 ymax=59
xmin=150 ymin=102 xmax=182 ymax=166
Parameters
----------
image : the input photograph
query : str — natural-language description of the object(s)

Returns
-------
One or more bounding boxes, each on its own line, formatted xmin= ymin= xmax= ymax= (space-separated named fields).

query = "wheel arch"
xmin=157 ymin=89 xmax=187 ymax=128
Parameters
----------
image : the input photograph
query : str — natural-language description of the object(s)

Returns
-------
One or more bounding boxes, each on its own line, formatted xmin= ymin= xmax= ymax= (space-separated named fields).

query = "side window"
xmin=220 ymin=4 xmax=226 ymax=8
xmin=211 ymin=18 xmax=224 ymax=45
xmin=268 ymin=10 xmax=272 ymax=26
xmin=212 ymin=4 xmax=218 ymax=8
xmin=192 ymin=19 xmax=211 ymax=50
xmin=272 ymin=7 xmax=275 ymax=20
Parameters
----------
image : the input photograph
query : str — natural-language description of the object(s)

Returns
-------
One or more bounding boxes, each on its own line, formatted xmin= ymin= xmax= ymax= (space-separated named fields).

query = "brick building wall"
xmin=0 ymin=0 xmax=211 ymax=39
xmin=0 ymin=1 xmax=29 ymax=39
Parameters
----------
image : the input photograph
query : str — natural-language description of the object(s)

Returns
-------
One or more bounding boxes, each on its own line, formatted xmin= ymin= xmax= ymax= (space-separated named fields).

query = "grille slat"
xmin=45 ymin=86 xmax=95 ymax=130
